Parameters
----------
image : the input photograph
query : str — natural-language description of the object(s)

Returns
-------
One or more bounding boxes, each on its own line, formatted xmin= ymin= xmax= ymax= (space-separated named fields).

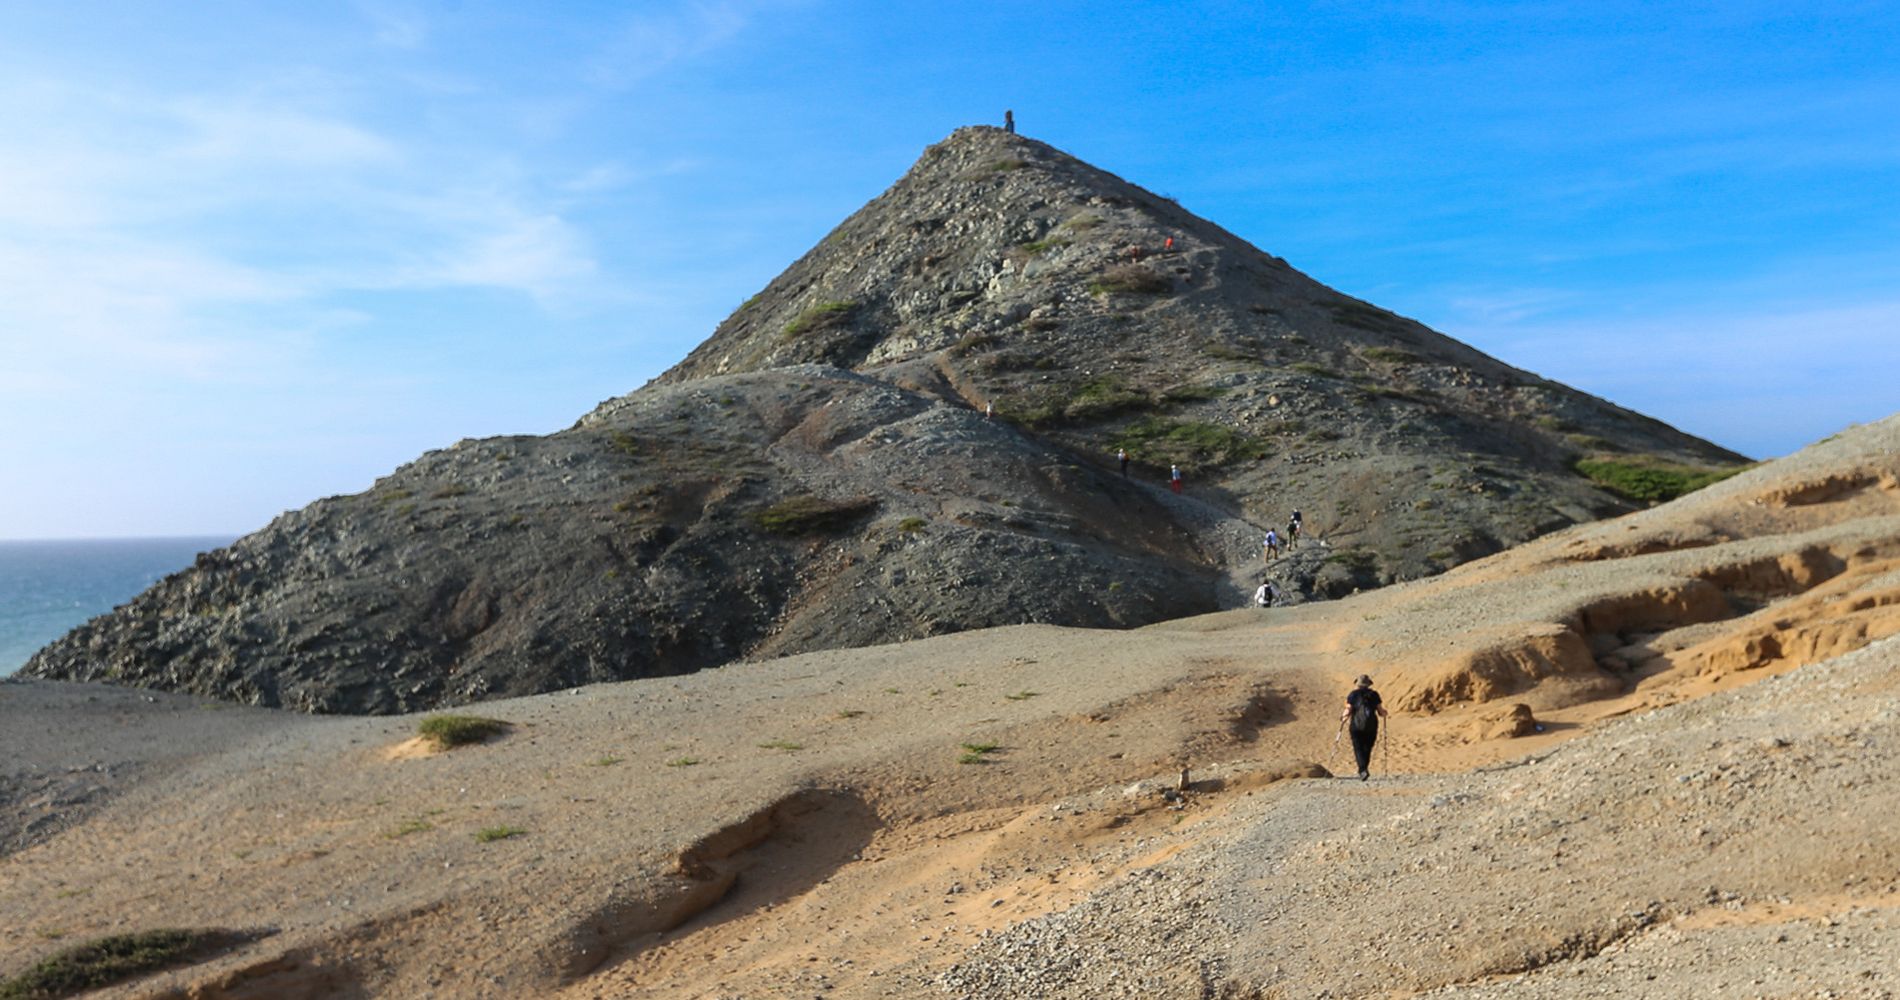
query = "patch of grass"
xmin=757 ymin=739 xmax=804 ymax=751
xmin=1566 ymin=433 xmax=1625 ymax=453
xmin=1061 ymin=216 xmax=1102 ymax=231
xmin=1427 ymin=550 xmax=1454 ymax=561
xmin=375 ymin=489 xmax=411 ymax=506
xmin=1361 ymin=347 xmax=1421 ymax=364
xmin=1020 ymin=237 xmax=1070 ymax=256
xmin=958 ymin=741 xmax=1001 ymax=765
xmin=747 ymin=495 xmax=879 ymax=537
xmin=1108 ymin=581 xmax=1123 ymax=592
xmin=1161 ymin=384 xmax=1230 ymax=404
xmin=383 ymin=818 xmax=433 ymax=839
xmin=1328 ymin=300 xmax=1407 ymax=333
xmin=585 ymin=756 xmax=622 ymax=767
xmin=473 ymin=825 xmax=526 ymax=843
xmin=664 ymin=757 xmax=699 ymax=767
xmin=783 ymin=301 xmax=857 ymax=338
xmin=1111 ymin=417 xmax=1269 ymax=471
xmin=0 ymin=929 xmax=217 ymax=1000
xmin=836 ymin=710 xmax=864 ymax=719
xmin=898 ymin=517 xmax=927 ymax=533
xmin=431 ymin=484 xmax=469 ymax=499
xmin=1289 ymin=362 xmax=1339 ymax=379
xmin=1003 ymin=691 xmax=1039 ymax=701
xmin=1533 ymin=415 xmax=1579 ymax=432
xmin=1325 ymin=550 xmax=1379 ymax=573
xmin=416 ymin=715 xmax=510 ymax=750
xmin=1087 ymin=265 xmax=1172 ymax=296
xmin=1572 ymin=457 xmax=1748 ymax=503
xmin=1200 ymin=343 xmax=1264 ymax=364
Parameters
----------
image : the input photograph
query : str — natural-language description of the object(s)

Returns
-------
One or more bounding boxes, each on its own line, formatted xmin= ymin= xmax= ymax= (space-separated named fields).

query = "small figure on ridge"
xmin=1004 ymin=110 xmax=1015 ymax=134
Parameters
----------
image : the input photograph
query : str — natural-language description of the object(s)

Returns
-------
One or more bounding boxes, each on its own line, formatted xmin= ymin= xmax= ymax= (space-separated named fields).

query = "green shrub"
xmin=1161 ymin=384 xmax=1230 ymax=404
xmin=473 ymin=825 xmax=525 ymax=843
xmin=1112 ymin=418 xmax=1268 ymax=470
xmin=1020 ymin=237 xmax=1070 ymax=256
xmin=898 ymin=517 xmax=927 ymax=533
xmin=1289 ymin=363 xmax=1338 ymax=379
xmin=0 ymin=929 xmax=215 ymax=999
xmin=1328 ymin=300 xmax=1406 ymax=333
xmin=1361 ymin=347 xmax=1421 ymax=364
xmin=748 ymin=495 xmax=879 ymax=537
xmin=1572 ymin=458 xmax=1747 ymax=503
xmin=1533 ymin=415 xmax=1579 ymax=432
xmin=1061 ymin=216 xmax=1102 ymax=231
xmin=1087 ymin=265 xmax=1172 ymax=296
xmin=784 ymin=301 xmax=857 ymax=337
xmin=431 ymin=484 xmax=468 ymax=499
xmin=1325 ymin=550 xmax=1379 ymax=572
xmin=950 ymin=332 xmax=1001 ymax=356
xmin=1566 ymin=433 xmax=1625 ymax=453
xmin=416 ymin=715 xmax=510 ymax=749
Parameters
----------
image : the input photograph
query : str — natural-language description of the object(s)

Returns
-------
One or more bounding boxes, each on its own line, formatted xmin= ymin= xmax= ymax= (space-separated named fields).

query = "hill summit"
xmin=24 ymin=126 xmax=1745 ymax=713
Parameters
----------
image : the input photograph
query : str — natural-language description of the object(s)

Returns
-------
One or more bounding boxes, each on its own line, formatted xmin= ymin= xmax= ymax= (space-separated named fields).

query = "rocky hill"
xmin=21 ymin=126 xmax=1746 ymax=713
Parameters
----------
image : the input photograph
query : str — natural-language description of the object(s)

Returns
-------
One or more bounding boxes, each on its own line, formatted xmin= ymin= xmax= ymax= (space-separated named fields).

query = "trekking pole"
xmin=1326 ymin=717 xmax=1344 ymax=767
xmin=1382 ymin=714 xmax=1393 ymax=776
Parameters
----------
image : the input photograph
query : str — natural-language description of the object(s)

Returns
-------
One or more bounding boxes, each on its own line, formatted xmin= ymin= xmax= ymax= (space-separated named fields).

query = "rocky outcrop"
xmin=24 ymin=127 xmax=1746 ymax=713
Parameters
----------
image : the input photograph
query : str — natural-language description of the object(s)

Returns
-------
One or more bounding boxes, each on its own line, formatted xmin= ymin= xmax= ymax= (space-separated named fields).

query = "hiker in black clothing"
xmin=1004 ymin=110 xmax=1015 ymax=134
xmin=1341 ymin=674 xmax=1387 ymax=780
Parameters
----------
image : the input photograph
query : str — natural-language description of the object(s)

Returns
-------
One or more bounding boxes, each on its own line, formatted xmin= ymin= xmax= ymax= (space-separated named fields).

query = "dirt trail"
xmin=3 ymin=414 xmax=1898 ymax=1000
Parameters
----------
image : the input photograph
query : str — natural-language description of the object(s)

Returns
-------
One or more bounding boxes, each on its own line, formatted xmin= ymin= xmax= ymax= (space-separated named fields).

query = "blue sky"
xmin=2 ymin=1 xmax=1896 ymax=540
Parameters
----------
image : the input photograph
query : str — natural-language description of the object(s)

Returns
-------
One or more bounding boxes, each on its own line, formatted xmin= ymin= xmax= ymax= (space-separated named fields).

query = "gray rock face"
xmin=23 ymin=127 xmax=1745 ymax=713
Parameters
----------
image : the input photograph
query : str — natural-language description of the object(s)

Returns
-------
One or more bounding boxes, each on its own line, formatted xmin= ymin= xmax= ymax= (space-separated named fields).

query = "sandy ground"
xmin=2 ymin=414 xmax=1898 ymax=999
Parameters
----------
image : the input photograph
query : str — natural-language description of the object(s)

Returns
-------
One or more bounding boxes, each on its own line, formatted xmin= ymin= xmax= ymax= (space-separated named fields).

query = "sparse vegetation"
xmin=1004 ymin=691 xmax=1039 ymax=701
xmin=757 ymin=739 xmax=804 ymax=751
xmin=950 ymin=332 xmax=1001 ymax=356
xmin=585 ymin=756 xmax=622 ymax=767
xmin=1328 ymin=300 xmax=1407 ymax=333
xmin=958 ymin=741 xmax=1001 ymax=764
xmin=1326 ymin=550 xmax=1380 ymax=573
xmin=474 ymin=825 xmax=526 ymax=843
xmin=898 ymin=517 xmax=927 ymax=533
xmin=431 ymin=484 xmax=469 ymax=499
xmin=383 ymin=818 xmax=433 ymax=839
xmin=1020 ymin=237 xmax=1070 ymax=256
xmin=1533 ymin=416 xmax=1579 ymax=432
xmin=376 ymin=489 xmax=411 ymax=506
xmin=417 ymin=715 xmax=509 ymax=749
xmin=1566 ymin=433 xmax=1625 ymax=452
xmin=1361 ymin=347 xmax=1421 ymax=364
xmin=1112 ymin=418 xmax=1269 ymax=470
xmin=1061 ymin=216 xmax=1102 ymax=231
xmin=0 ymin=929 xmax=218 ymax=1000
xmin=985 ymin=159 xmax=1029 ymax=172
xmin=783 ymin=301 xmax=857 ymax=338
xmin=1161 ymin=384 xmax=1230 ymax=404
xmin=665 ymin=757 xmax=699 ymax=767
xmin=747 ymin=495 xmax=879 ymax=537
xmin=1290 ymin=363 xmax=1339 ymax=379
xmin=1087 ymin=265 xmax=1172 ymax=296
xmin=1572 ymin=457 xmax=1748 ymax=503
xmin=836 ymin=710 xmax=864 ymax=719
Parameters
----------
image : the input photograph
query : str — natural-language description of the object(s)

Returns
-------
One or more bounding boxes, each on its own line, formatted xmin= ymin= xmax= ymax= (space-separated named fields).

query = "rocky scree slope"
xmin=24 ymin=127 xmax=1741 ymax=714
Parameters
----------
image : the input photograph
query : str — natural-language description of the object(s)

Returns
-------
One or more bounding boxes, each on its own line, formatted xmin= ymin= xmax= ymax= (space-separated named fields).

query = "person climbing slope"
xmin=1253 ymin=579 xmax=1278 ymax=608
xmin=1170 ymin=465 xmax=1182 ymax=493
xmin=1263 ymin=528 xmax=1280 ymax=561
xmin=1341 ymin=674 xmax=1387 ymax=781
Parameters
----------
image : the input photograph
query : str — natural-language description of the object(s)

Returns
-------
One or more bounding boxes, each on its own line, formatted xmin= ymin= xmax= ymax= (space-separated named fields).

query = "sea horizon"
xmin=0 ymin=535 xmax=237 ymax=675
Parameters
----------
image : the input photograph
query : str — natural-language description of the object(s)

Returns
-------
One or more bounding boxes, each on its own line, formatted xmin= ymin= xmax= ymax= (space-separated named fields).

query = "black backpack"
xmin=1349 ymin=692 xmax=1378 ymax=733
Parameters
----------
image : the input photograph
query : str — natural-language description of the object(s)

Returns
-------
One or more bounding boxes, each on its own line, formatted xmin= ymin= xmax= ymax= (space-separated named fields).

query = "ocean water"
xmin=0 ymin=537 xmax=235 ymax=674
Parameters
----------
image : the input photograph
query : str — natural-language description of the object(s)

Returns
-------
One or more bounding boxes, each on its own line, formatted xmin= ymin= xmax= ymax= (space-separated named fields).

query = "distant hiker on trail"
xmin=1341 ymin=675 xmax=1388 ymax=781
xmin=1004 ymin=110 xmax=1015 ymax=134
xmin=1164 ymin=237 xmax=1173 ymax=250
xmin=985 ymin=401 xmax=994 ymax=419
xmin=1169 ymin=465 xmax=1182 ymax=493
xmin=1263 ymin=528 xmax=1281 ymax=561
xmin=1288 ymin=509 xmax=1303 ymax=548
xmin=1253 ymin=579 xmax=1278 ymax=608
xmin=1118 ymin=448 xmax=1129 ymax=477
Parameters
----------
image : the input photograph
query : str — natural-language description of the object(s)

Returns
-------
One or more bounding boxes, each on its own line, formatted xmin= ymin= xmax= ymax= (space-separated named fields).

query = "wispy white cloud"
xmin=586 ymin=1 xmax=767 ymax=87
